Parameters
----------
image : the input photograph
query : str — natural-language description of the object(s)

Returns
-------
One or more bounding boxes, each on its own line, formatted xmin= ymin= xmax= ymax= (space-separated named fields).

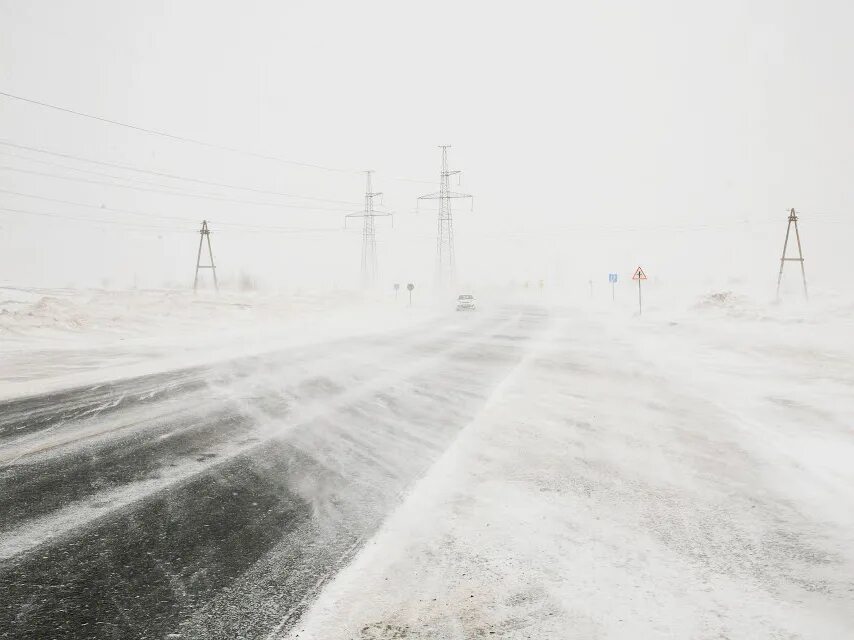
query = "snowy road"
xmin=2 ymin=300 xmax=853 ymax=639
xmin=289 ymin=300 xmax=854 ymax=639
xmin=0 ymin=305 xmax=549 ymax=639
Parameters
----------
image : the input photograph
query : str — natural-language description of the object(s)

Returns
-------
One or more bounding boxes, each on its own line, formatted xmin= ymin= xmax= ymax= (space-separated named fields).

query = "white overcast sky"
xmin=0 ymin=0 xmax=851 ymax=293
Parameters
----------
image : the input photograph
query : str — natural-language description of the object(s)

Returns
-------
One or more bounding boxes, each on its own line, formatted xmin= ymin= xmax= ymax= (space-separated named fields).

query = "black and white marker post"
xmin=632 ymin=266 xmax=647 ymax=315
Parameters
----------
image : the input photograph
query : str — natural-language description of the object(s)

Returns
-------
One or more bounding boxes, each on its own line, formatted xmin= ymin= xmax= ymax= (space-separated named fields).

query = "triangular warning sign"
xmin=632 ymin=266 xmax=647 ymax=280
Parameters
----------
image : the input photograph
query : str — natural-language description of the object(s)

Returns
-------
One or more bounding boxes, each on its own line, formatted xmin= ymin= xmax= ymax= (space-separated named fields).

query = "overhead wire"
xmin=0 ymin=149 xmax=231 ymax=199
xmin=0 ymin=191 xmax=346 ymax=235
xmin=0 ymin=205 xmax=190 ymax=232
xmin=0 ymin=90 xmax=360 ymax=175
xmin=0 ymin=91 xmax=453 ymax=188
xmin=0 ymin=205 xmax=345 ymax=236
xmin=11 ymin=93 xmax=844 ymax=241
xmin=0 ymin=164 xmax=364 ymax=212
xmin=0 ymin=187 xmax=200 ymax=224
xmin=0 ymin=140 xmax=363 ymax=205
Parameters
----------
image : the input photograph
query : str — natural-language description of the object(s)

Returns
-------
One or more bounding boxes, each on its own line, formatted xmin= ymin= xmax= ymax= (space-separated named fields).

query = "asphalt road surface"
xmin=0 ymin=306 xmax=549 ymax=639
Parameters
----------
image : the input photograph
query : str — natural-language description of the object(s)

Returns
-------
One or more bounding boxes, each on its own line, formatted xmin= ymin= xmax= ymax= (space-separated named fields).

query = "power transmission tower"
xmin=193 ymin=219 xmax=219 ymax=292
xmin=417 ymin=146 xmax=473 ymax=287
xmin=775 ymin=207 xmax=807 ymax=300
xmin=345 ymin=171 xmax=391 ymax=288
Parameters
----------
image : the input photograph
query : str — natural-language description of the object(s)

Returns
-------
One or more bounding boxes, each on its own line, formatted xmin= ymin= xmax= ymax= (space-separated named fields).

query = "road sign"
xmin=608 ymin=273 xmax=618 ymax=283
xmin=632 ymin=267 xmax=647 ymax=314
xmin=407 ymin=283 xmax=415 ymax=305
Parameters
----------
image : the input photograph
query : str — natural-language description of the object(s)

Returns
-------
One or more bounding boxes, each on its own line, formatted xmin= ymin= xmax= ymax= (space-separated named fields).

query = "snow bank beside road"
xmin=0 ymin=287 xmax=437 ymax=399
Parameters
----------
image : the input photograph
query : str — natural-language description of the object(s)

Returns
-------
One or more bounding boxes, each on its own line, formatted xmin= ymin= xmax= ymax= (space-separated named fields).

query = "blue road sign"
xmin=608 ymin=273 xmax=618 ymax=283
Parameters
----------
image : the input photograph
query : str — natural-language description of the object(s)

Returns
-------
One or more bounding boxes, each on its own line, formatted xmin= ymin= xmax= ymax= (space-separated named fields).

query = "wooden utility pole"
xmin=775 ymin=208 xmax=807 ymax=300
xmin=193 ymin=220 xmax=218 ymax=292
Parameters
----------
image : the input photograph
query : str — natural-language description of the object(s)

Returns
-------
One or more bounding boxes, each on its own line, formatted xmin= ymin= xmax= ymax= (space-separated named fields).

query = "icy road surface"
xmin=0 ymin=306 xmax=546 ymax=638
xmin=2 ymin=300 xmax=854 ymax=639
xmin=289 ymin=300 xmax=854 ymax=640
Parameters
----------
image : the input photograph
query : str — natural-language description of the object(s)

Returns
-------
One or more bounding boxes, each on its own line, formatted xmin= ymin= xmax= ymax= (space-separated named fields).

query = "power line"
xmin=0 ymin=150 xmax=223 ymax=200
xmin=0 ymin=140 xmax=363 ymax=205
xmin=0 ymin=164 xmax=361 ymax=212
xmin=0 ymin=91 xmax=452 ymax=189
xmin=0 ymin=93 xmax=450 ymax=188
xmin=0 ymin=190 xmax=345 ymax=234
xmin=0 ymin=90 xmax=359 ymax=175
xmin=388 ymin=175 xmax=435 ymax=185
xmin=208 ymin=220 xmax=341 ymax=234
xmin=0 ymin=149 xmax=365 ymax=208
xmin=0 ymin=187 xmax=199 ymax=224
xmin=0 ymin=205 xmax=189 ymax=231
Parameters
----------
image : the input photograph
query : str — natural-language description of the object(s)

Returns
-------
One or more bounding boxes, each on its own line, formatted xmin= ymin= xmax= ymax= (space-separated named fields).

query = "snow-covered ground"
xmin=286 ymin=289 xmax=854 ymax=639
xmin=2 ymin=284 xmax=852 ymax=638
xmin=0 ymin=286 xmax=438 ymax=399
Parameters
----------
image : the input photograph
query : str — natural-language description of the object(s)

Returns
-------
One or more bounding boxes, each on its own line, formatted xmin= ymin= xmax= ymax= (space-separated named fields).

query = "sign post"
xmin=632 ymin=266 xmax=647 ymax=314
xmin=407 ymin=282 xmax=415 ymax=306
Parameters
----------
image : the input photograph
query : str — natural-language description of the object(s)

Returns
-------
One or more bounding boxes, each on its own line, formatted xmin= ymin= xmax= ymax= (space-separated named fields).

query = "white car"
xmin=456 ymin=294 xmax=477 ymax=311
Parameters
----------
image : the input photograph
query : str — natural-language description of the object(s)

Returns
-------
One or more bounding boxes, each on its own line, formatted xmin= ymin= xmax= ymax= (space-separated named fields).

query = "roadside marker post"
xmin=608 ymin=273 xmax=618 ymax=301
xmin=632 ymin=266 xmax=647 ymax=315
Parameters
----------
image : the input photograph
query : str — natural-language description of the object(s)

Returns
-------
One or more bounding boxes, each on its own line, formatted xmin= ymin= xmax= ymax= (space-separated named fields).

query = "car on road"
xmin=456 ymin=294 xmax=477 ymax=311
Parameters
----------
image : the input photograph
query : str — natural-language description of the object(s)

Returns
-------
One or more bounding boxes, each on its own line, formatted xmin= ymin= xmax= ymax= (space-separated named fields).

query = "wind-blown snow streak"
xmin=287 ymin=296 xmax=854 ymax=640
xmin=0 ymin=312 xmax=519 ymax=562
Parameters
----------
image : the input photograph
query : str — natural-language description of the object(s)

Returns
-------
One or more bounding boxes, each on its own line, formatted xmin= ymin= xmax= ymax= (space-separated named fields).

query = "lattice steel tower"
xmin=345 ymin=171 xmax=390 ymax=288
xmin=193 ymin=219 xmax=218 ymax=292
xmin=775 ymin=207 xmax=808 ymax=300
xmin=418 ymin=146 xmax=472 ymax=287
